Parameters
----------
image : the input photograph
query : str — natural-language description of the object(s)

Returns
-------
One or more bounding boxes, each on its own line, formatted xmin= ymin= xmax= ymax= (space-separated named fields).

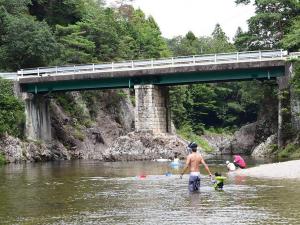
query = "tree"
xmin=29 ymin=0 xmax=88 ymax=26
xmin=235 ymin=0 xmax=300 ymax=49
xmin=0 ymin=78 xmax=24 ymax=138
xmin=128 ymin=9 xmax=170 ymax=58
xmin=212 ymin=23 xmax=227 ymax=41
xmin=0 ymin=0 xmax=31 ymax=15
xmin=210 ymin=23 xmax=236 ymax=53
xmin=55 ymin=23 xmax=96 ymax=64
xmin=281 ymin=16 xmax=300 ymax=51
xmin=170 ymin=86 xmax=190 ymax=128
xmin=233 ymin=26 xmax=251 ymax=51
xmin=0 ymin=13 xmax=58 ymax=70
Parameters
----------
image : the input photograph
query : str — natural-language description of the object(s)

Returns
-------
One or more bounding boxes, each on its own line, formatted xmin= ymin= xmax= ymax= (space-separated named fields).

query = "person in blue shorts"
xmin=180 ymin=142 xmax=212 ymax=192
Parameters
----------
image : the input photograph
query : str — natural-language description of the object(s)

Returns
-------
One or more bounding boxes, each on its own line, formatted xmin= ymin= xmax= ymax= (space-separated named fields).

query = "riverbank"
xmin=234 ymin=159 xmax=300 ymax=179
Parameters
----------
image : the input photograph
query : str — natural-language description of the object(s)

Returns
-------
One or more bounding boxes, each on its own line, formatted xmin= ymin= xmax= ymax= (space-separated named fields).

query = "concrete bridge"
xmin=1 ymin=50 xmax=294 ymax=142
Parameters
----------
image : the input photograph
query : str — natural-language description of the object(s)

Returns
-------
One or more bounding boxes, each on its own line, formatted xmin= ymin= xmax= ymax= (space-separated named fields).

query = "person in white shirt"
xmin=226 ymin=160 xmax=236 ymax=171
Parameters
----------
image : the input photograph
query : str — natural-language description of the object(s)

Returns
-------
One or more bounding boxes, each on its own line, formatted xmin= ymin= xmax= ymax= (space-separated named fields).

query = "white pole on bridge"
xmin=259 ymin=51 xmax=262 ymax=61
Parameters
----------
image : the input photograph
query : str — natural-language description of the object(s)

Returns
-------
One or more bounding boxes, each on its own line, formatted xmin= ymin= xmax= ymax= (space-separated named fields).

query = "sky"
xmin=107 ymin=0 xmax=255 ymax=41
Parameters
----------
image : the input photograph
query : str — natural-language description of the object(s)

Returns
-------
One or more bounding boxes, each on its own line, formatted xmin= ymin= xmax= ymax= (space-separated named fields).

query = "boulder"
xmin=102 ymin=132 xmax=191 ymax=161
xmin=221 ymin=122 xmax=257 ymax=155
xmin=251 ymin=134 xmax=277 ymax=158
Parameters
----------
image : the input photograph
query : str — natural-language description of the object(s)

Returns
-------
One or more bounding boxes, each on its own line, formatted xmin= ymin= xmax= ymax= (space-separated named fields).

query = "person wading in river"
xmin=180 ymin=142 xmax=213 ymax=192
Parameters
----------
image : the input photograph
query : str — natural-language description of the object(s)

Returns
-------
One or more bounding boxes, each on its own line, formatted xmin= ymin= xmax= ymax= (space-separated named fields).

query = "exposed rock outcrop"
xmin=102 ymin=132 xmax=189 ymax=161
xmin=219 ymin=86 xmax=278 ymax=155
xmin=251 ymin=134 xmax=277 ymax=158
xmin=0 ymin=134 xmax=70 ymax=163
xmin=220 ymin=123 xmax=257 ymax=155
xmin=201 ymin=133 xmax=232 ymax=154
xmin=50 ymin=90 xmax=134 ymax=160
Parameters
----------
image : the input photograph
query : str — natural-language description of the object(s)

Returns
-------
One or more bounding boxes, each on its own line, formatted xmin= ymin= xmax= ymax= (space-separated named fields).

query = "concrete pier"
xmin=23 ymin=93 xmax=52 ymax=141
xmin=134 ymin=85 xmax=171 ymax=133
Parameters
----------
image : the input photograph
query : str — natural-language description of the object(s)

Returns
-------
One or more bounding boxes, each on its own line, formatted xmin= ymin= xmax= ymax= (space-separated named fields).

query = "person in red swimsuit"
xmin=233 ymin=155 xmax=246 ymax=169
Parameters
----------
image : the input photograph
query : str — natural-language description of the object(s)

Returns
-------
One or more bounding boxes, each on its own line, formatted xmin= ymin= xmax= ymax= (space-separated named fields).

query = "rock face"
xmin=50 ymin=90 xmax=134 ymax=160
xmin=201 ymin=133 xmax=232 ymax=154
xmin=1 ymin=89 xmax=191 ymax=163
xmin=102 ymin=132 xmax=189 ymax=161
xmin=219 ymin=89 xmax=278 ymax=155
xmin=222 ymin=123 xmax=257 ymax=155
xmin=0 ymin=89 xmax=136 ymax=163
xmin=0 ymin=134 xmax=70 ymax=163
xmin=251 ymin=134 xmax=277 ymax=158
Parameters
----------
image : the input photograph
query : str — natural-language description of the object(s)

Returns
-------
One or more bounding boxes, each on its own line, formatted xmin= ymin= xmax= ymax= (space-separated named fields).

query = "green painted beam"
xmin=22 ymin=67 xmax=285 ymax=93
xmin=156 ymin=67 xmax=284 ymax=85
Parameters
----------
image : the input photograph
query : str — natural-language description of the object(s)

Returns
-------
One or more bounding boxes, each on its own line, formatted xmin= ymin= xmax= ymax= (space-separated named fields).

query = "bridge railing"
xmin=17 ymin=49 xmax=287 ymax=77
xmin=0 ymin=72 xmax=18 ymax=80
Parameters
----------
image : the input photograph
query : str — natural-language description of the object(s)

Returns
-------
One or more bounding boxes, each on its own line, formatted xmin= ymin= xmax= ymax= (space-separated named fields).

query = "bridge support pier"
xmin=134 ymin=85 xmax=171 ymax=133
xmin=23 ymin=93 xmax=52 ymax=142
xmin=277 ymin=62 xmax=300 ymax=148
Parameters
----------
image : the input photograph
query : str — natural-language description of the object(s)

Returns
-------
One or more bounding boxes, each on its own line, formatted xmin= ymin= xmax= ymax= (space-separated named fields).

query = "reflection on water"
xmin=0 ymin=158 xmax=300 ymax=225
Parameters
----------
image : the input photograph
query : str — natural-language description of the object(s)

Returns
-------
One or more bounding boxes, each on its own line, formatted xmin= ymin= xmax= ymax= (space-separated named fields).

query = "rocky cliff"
xmin=202 ymin=91 xmax=279 ymax=157
xmin=0 ymin=89 xmax=188 ymax=163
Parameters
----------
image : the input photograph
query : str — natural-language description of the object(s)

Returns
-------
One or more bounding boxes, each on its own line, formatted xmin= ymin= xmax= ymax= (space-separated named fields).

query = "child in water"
xmin=212 ymin=172 xmax=226 ymax=191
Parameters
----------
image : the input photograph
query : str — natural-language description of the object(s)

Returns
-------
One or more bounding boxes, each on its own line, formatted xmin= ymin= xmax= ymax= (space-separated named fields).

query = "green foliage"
xmin=235 ymin=0 xmax=300 ymax=50
xmin=0 ymin=13 xmax=58 ymax=70
xmin=170 ymin=80 xmax=267 ymax=133
xmin=52 ymin=4 xmax=170 ymax=64
xmin=168 ymin=24 xmax=235 ymax=56
xmin=0 ymin=0 xmax=31 ymax=15
xmin=73 ymin=128 xmax=85 ymax=141
xmin=54 ymin=93 xmax=90 ymax=127
xmin=29 ymin=0 xmax=88 ymax=26
xmin=0 ymin=1 xmax=170 ymax=71
xmin=0 ymin=78 xmax=25 ymax=138
xmin=0 ymin=152 xmax=7 ymax=165
xmin=167 ymin=24 xmax=261 ymax=132
xmin=278 ymin=144 xmax=300 ymax=159
xmin=206 ymin=127 xmax=234 ymax=135
xmin=278 ymin=88 xmax=296 ymax=145
xmin=291 ymin=60 xmax=300 ymax=95
xmin=55 ymin=23 xmax=96 ymax=64
xmin=281 ymin=16 xmax=300 ymax=52
xmin=177 ymin=124 xmax=214 ymax=153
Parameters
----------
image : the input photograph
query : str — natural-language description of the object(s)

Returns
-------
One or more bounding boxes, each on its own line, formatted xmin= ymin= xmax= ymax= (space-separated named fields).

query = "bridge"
xmin=16 ymin=50 xmax=287 ymax=93
xmin=0 ymin=50 xmax=294 ymax=142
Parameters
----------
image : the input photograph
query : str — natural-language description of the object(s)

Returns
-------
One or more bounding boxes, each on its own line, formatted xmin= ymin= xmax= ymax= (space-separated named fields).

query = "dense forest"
xmin=0 ymin=0 xmax=299 ymax=150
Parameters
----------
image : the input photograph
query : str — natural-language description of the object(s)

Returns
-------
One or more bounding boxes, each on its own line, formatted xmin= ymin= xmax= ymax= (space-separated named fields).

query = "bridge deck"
xmin=13 ymin=50 xmax=288 ymax=93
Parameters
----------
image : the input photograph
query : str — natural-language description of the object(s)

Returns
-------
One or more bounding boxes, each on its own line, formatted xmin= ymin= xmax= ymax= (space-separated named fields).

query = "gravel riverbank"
xmin=233 ymin=160 xmax=300 ymax=179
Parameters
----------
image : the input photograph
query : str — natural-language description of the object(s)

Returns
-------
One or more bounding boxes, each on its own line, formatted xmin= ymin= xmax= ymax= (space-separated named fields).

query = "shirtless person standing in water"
xmin=180 ymin=142 xmax=212 ymax=192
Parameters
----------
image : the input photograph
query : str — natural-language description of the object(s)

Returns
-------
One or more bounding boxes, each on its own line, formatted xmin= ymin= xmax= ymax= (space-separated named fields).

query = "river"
xmin=0 ymin=157 xmax=300 ymax=225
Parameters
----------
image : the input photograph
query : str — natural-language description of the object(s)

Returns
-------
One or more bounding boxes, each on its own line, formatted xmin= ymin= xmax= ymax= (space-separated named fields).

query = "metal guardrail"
xmin=0 ymin=72 xmax=18 ymax=80
xmin=10 ymin=49 xmax=288 ymax=78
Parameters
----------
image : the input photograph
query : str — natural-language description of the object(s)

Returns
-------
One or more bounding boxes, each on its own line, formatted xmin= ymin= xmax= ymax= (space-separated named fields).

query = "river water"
xmin=0 ymin=157 xmax=300 ymax=225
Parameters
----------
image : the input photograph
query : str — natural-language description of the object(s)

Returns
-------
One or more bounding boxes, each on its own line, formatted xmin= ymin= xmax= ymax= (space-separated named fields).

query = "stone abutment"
xmin=134 ymin=85 xmax=171 ymax=134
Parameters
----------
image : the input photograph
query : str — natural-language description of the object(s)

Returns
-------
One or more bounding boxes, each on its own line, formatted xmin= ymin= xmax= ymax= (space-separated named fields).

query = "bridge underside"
xmin=18 ymin=63 xmax=286 ymax=140
xmin=21 ymin=67 xmax=284 ymax=93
